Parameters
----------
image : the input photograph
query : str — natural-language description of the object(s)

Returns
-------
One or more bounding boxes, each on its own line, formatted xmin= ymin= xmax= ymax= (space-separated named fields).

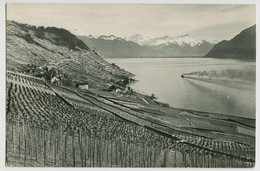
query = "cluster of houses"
xmin=22 ymin=64 xmax=67 ymax=86
xmin=107 ymin=84 xmax=133 ymax=95
xmin=21 ymin=64 xmax=136 ymax=95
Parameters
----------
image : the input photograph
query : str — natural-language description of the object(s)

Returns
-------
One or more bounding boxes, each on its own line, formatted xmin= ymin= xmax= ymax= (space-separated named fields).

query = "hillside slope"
xmin=6 ymin=20 xmax=133 ymax=89
xmin=6 ymin=71 xmax=255 ymax=167
xmin=205 ymin=25 xmax=256 ymax=60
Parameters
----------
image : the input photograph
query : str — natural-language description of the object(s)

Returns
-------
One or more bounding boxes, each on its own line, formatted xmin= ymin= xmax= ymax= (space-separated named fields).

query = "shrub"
xmin=23 ymin=34 xmax=34 ymax=44
xmin=35 ymin=26 xmax=45 ymax=39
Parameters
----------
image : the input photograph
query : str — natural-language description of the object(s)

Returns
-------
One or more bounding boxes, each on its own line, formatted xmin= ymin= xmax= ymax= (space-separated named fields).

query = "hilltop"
xmin=205 ymin=25 xmax=256 ymax=60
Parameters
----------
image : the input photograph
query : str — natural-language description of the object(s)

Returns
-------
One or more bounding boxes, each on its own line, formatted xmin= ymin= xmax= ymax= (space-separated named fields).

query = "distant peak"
xmin=99 ymin=35 xmax=114 ymax=38
xmin=209 ymin=40 xmax=219 ymax=44
xmin=108 ymin=35 xmax=117 ymax=37
xmin=88 ymin=34 xmax=96 ymax=39
xmin=130 ymin=34 xmax=142 ymax=37
xmin=98 ymin=35 xmax=121 ymax=40
xmin=160 ymin=35 xmax=170 ymax=39
xmin=176 ymin=34 xmax=190 ymax=38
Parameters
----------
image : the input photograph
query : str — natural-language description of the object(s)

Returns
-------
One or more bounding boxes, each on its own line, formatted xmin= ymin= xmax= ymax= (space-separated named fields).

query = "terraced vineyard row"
xmin=6 ymin=72 xmax=255 ymax=167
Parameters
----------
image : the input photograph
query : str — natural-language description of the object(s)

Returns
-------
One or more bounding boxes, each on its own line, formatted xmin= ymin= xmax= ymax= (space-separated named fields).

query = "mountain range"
xmin=78 ymin=34 xmax=217 ymax=58
xmin=125 ymin=34 xmax=218 ymax=46
xmin=205 ymin=25 xmax=256 ymax=60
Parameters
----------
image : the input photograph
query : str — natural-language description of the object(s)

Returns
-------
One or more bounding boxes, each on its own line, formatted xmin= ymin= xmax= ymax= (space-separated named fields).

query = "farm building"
xmin=76 ymin=82 xmax=89 ymax=90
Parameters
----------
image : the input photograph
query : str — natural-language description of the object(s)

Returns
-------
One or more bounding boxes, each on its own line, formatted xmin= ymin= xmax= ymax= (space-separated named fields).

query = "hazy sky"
xmin=6 ymin=4 xmax=256 ymax=41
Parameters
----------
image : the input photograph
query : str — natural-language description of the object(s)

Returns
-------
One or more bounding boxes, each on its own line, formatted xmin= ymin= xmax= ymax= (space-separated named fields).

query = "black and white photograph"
xmin=2 ymin=1 xmax=259 ymax=168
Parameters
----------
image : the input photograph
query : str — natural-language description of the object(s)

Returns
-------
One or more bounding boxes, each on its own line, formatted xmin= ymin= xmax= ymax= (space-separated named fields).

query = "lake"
xmin=107 ymin=58 xmax=255 ymax=119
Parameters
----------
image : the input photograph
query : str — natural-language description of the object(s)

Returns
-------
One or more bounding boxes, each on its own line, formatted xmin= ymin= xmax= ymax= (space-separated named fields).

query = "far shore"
xmin=105 ymin=56 xmax=256 ymax=62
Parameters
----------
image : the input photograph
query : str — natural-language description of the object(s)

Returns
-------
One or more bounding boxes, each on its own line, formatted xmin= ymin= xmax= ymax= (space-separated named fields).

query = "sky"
xmin=6 ymin=3 xmax=256 ymax=41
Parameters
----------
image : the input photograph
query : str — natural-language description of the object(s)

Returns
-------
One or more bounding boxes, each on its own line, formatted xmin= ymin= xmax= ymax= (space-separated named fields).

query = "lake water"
xmin=107 ymin=58 xmax=255 ymax=119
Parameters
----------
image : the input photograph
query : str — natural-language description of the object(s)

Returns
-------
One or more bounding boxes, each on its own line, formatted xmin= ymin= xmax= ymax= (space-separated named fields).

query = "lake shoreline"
xmin=107 ymin=57 xmax=256 ymax=119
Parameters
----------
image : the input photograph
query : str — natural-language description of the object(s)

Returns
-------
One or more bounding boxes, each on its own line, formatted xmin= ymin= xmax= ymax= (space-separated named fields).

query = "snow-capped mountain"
xmin=87 ymin=34 xmax=98 ymax=39
xmin=98 ymin=35 xmax=124 ymax=41
xmin=125 ymin=34 xmax=215 ymax=47
xmin=125 ymin=34 xmax=151 ymax=46
xmin=165 ymin=34 xmax=202 ymax=47
xmin=78 ymin=34 xmax=217 ymax=58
